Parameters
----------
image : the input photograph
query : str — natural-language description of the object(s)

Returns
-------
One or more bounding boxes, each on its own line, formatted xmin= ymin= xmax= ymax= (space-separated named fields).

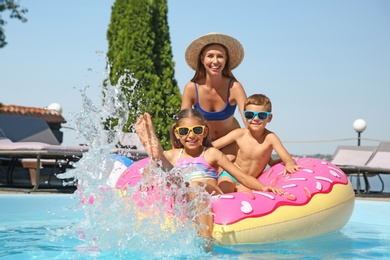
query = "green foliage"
xmin=106 ymin=0 xmax=181 ymax=149
xmin=0 ymin=0 xmax=28 ymax=48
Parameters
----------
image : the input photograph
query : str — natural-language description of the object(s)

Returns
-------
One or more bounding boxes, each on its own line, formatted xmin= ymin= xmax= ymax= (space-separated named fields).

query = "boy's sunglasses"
xmin=176 ymin=125 xmax=206 ymax=136
xmin=244 ymin=110 xmax=271 ymax=120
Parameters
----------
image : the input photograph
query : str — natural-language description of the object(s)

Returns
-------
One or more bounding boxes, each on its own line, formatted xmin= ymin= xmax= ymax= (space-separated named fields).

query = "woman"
xmin=181 ymin=33 xmax=247 ymax=161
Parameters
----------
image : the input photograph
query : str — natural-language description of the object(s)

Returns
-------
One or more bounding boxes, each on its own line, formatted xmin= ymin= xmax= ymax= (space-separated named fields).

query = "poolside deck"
xmin=0 ymin=186 xmax=76 ymax=194
xmin=1 ymin=187 xmax=389 ymax=201
xmin=354 ymin=192 xmax=390 ymax=200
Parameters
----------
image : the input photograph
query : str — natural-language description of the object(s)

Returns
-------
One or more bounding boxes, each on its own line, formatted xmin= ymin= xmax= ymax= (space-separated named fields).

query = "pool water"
xmin=0 ymin=194 xmax=389 ymax=259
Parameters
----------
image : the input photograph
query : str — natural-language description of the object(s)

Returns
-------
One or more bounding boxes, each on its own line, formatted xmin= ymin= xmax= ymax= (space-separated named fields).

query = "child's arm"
xmin=135 ymin=113 xmax=174 ymax=170
xmin=209 ymin=148 xmax=284 ymax=195
xmin=268 ymin=157 xmax=282 ymax=166
xmin=212 ymin=129 xmax=242 ymax=149
xmin=269 ymin=134 xmax=302 ymax=175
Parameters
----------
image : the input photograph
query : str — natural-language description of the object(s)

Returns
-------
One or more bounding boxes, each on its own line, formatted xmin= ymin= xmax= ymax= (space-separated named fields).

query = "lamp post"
xmin=353 ymin=119 xmax=366 ymax=146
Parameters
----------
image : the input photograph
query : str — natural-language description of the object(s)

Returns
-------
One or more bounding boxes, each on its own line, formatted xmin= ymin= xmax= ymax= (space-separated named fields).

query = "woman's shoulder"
xmin=184 ymin=80 xmax=200 ymax=89
xmin=230 ymin=79 xmax=244 ymax=90
xmin=228 ymin=79 xmax=246 ymax=104
xmin=182 ymin=82 xmax=197 ymax=107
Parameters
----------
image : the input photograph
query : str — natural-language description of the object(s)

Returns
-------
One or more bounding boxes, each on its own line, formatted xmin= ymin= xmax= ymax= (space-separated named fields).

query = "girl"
xmin=135 ymin=108 xmax=284 ymax=239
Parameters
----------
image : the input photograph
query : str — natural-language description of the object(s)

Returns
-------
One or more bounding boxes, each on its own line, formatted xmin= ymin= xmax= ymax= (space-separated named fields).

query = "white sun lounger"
xmin=0 ymin=138 xmax=88 ymax=191
xmin=357 ymin=142 xmax=390 ymax=193
xmin=331 ymin=143 xmax=390 ymax=193
xmin=0 ymin=115 xmax=147 ymax=191
xmin=0 ymin=135 xmax=147 ymax=191
xmin=109 ymin=133 xmax=148 ymax=161
xmin=331 ymin=145 xmax=377 ymax=194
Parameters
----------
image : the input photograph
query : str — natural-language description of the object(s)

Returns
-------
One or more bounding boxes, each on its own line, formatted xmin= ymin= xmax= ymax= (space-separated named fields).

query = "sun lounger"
xmin=0 ymin=134 xmax=147 ymax=191
xmin=0 ymin=114 xmax=148 ymax=191
xmin=331 ymin=145 xmax=377 ymax=194
xmin=357 ymin=142 xmax=390 ymax=193
xmin=109 ymin=133 xmax=148 ymax=161
xmin=0 ymin=138 xmax=88 ymax=191
xmin=363 ymin=142 xmax=390 ymax=170
xmin=331 ymin=143 xmax=390 ymax=193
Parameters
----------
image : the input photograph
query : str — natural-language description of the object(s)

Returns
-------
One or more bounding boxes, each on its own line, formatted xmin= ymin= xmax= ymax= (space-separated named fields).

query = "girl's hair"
xmin=169 ymin=108 xmax=212 ymax=148
xmin=244 ymin=94 xmax=272 ymax=112
xmin=190 ymin=43 xmax=235 ymax=82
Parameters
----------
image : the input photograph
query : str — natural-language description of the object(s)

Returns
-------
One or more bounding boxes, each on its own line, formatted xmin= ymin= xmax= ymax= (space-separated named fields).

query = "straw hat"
xmin=185 ymin=32 xmax=244 ymax=70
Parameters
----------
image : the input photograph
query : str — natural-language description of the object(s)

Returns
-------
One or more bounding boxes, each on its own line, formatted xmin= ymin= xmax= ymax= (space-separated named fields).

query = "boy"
xmin=212 ymin=94 xmax=301 ymax=193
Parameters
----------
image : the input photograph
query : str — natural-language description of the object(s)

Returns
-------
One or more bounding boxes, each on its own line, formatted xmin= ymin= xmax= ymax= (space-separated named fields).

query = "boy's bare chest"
xmin=242 ymin=144 xmax=271 ymax=158
xmin=238 ymin=136 xmax=272 ymax=157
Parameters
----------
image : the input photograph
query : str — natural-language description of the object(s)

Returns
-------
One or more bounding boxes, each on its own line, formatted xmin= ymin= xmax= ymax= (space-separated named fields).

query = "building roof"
xmin=0 ymin=104 xmax=66 ymax=124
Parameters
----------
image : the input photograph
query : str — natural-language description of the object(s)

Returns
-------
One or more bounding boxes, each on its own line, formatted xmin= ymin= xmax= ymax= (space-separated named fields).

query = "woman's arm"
xmin=181 ymin=82 xmax=196 ymax=110
xmin=230 ymin=81 xmax=247 ymax=124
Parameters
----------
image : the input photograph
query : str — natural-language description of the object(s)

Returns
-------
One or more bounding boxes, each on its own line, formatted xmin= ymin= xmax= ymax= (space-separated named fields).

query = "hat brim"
xmin=185 ymin=33 xmax=244 ymax=71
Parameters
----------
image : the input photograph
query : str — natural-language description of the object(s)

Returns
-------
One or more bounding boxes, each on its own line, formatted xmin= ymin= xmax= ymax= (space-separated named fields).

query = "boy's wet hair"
xmin=169 ymin=108 xmax=212 ymax=148
xmin=244 ymin=94 xmax=272 ymax=112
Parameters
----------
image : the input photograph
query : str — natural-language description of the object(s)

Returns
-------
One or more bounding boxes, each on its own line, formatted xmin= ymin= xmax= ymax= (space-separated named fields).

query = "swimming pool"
xmin=0 ymin=194 xmax=389 ymax=259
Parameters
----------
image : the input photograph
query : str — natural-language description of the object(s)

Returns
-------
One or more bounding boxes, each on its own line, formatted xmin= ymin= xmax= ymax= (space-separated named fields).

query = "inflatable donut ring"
xmin=211 ymin=157 xmax=355 ymax=244
xmin=114 ymin=157 xmax=355 ymax=245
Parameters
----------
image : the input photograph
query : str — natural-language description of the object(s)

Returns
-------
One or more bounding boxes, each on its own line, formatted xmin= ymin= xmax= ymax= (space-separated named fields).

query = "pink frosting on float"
xmin=115 ymin=158 xmax=173 ymax=210
xmin=113 ymin=157 xmax=348 ymax=226
xmin=115 ymin=157 xmax=150 ymax=189
xmin=211 ymin=158 xmax=348 ymax=225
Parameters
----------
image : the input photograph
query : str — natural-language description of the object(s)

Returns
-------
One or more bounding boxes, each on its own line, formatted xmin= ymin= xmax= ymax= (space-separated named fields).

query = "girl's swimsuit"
xmin=219 ymin=170 xmax=238 ymax=184
xmin=194 ymin=78 xmax=237 ymax=121
xmin=176 ymin=148 xmax=219 ymax=182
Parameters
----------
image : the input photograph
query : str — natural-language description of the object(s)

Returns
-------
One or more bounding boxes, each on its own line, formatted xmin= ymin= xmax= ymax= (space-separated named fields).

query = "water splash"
xmin=57 ymin=62 xmax=214 ymax=258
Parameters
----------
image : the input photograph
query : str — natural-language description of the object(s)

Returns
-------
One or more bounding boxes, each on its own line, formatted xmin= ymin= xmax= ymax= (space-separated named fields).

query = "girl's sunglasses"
xmin=176 ymin=125 xmax=206 ymax=136
xmin=244 ymin=110 xmax=271 ymax=120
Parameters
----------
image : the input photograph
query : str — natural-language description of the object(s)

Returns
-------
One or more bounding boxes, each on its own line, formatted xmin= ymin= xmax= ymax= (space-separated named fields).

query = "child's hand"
xmin=283 ymin=164 xmax=303 ymax=176
xmin=262 ymin=185 xmax=284 ymax=195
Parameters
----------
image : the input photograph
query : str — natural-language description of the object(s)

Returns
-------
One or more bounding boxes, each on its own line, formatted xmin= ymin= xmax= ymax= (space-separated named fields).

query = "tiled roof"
xmin=0 ymin=104 xmax=66 ymax=124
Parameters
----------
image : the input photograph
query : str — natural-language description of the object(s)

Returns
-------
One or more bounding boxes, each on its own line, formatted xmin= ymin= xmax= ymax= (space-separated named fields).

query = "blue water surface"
xmin=0 ymin=194 xmax=389 ymax=259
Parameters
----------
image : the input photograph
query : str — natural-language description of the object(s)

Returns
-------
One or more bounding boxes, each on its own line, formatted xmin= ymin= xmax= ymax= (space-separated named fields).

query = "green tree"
xmin=106 ymin=0 xmax=181 ymax=149
xmin=0 ymin=0 xmax=27 ymax=48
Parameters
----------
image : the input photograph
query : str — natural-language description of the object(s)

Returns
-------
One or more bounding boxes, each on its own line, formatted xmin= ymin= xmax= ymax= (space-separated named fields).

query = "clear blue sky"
xmin=1 ymin=0 xmax=389 ymax=155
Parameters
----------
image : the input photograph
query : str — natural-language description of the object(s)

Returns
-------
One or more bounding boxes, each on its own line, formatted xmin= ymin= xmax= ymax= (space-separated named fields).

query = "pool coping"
xmin=1 ymin=188 xmax=389 ymax=201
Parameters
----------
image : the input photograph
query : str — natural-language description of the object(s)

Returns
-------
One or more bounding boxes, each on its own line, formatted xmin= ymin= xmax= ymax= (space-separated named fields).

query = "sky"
xmin=1 ymin=0 xmax=389 ymax=156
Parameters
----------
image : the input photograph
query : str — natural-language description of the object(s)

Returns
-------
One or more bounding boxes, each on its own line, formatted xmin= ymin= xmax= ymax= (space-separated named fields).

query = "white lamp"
xmin=48 ymin=103 xmax=62 ymax=114
xmin=353 ymin=119 xmax=366 ymax=146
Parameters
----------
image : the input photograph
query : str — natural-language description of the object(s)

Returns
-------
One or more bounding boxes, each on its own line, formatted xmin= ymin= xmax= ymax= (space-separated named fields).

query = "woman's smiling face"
xmin=201 ymin=44 xmax=227 ymax=74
